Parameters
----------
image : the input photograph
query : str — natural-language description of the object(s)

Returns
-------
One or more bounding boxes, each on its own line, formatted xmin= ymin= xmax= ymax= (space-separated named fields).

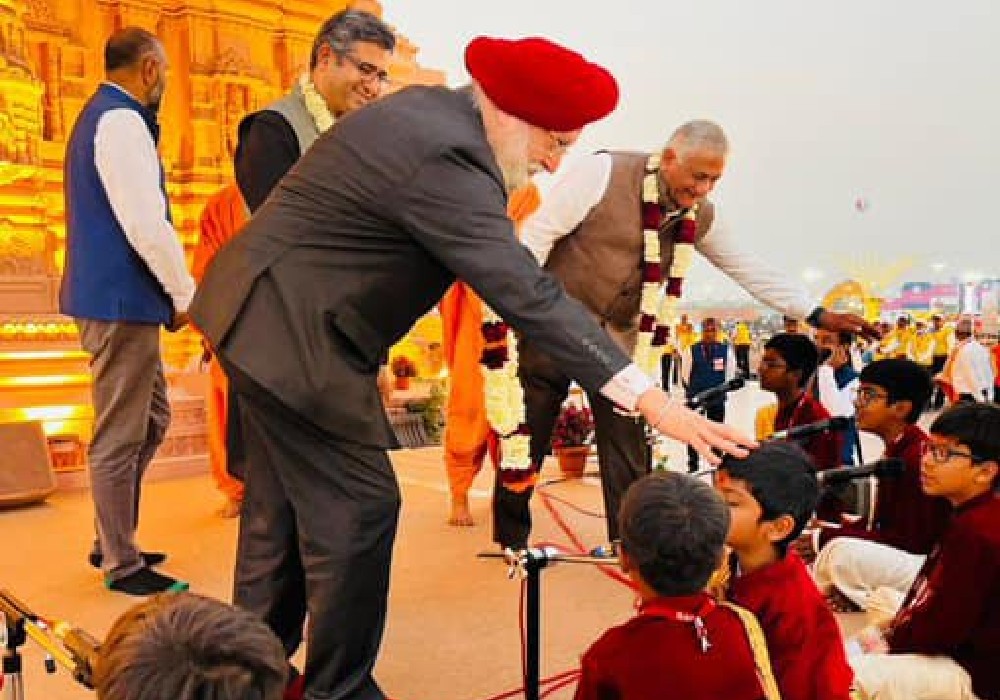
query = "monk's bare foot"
xmin=447 ymin=497 xmax=475 ymax=526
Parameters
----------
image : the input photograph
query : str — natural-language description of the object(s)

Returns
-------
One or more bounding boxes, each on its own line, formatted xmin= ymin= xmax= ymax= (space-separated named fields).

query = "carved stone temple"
xmin=0 ymin=0 xmax=443 ymax=479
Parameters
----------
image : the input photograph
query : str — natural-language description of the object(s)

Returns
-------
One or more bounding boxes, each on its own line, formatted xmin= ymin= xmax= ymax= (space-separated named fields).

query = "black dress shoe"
xmin=89 ymin=551 xmax=167 ymax=569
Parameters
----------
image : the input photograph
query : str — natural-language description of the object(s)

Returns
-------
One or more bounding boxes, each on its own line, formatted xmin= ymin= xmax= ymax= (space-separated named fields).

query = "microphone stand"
xmin=0 ymin=589 xmax=94 ymax=699
xmin=478 ymin=548 xmax=617 ymax=700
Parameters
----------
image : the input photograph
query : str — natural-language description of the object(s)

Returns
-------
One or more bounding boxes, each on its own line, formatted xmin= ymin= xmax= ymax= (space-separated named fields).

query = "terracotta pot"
xmin=394 ymin=375 xmax=411 ymax=391
xmin=555 ymin=445 xmax=589 ymax=478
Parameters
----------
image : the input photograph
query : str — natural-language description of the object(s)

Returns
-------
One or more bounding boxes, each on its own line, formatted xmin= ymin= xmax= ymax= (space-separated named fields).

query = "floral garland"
xmin=632 ymin=153 xmax=699 ymax=380
xmin=480 ymin=308 xmax=534 ymax=482
xmin=481 ymin=152 xmax=698 ymax=473
xmin=299 ymin=73 xmax=335 ymax=133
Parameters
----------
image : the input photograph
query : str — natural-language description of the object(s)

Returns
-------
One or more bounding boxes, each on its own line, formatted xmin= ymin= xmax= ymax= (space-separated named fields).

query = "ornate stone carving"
xmin=0 ymin=218 xmax=46 ymax=275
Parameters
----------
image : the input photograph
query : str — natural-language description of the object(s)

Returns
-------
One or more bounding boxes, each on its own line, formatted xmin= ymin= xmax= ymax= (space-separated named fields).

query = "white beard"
xmin=480 ymin=94 xmax=533 ymax=192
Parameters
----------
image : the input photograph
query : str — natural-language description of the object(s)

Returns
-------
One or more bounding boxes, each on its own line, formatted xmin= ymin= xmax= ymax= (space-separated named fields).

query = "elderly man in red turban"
xmin=190 ymin=35 xmax=754 ymax=700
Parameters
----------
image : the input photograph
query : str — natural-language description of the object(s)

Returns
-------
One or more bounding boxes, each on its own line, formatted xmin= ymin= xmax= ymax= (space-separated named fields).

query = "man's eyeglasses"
xmin=853 ymin=387 xmax=889 ymax=407
xmin=921 ymin=441 xmax=985 ymax=464
xmin=341 ymin=52 xmax=390 ymax=86
xmin=758 ymin=359 xmax=786 ymax=370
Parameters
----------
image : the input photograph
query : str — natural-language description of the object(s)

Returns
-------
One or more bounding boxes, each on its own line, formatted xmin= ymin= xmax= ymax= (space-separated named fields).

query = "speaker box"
xmin=0 ymin=421 xmax=57 ymax=508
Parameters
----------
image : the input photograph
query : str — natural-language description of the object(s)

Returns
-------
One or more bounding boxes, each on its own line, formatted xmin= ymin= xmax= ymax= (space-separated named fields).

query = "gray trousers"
xmin=226 ymin=363 xmax=401 ymax=700
xmin=77 ymin=319 xmax=170 ymax=580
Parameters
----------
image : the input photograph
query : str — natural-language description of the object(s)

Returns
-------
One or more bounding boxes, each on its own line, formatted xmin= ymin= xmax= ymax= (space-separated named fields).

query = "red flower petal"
xmin=642 ymin=202 xmax=662 ymax=230
xmin=643 ymin=263 xmax=663 ymax=284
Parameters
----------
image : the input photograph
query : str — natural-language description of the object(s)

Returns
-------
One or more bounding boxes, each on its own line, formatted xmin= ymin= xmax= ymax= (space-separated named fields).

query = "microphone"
xmin=817 ymin=458 xmax=905 ymax=486
xmin=770 ymin=415 xmax=851 ymax=441
xmin=687 ymin=375 xmax=745 ymax=411
xmin=52 ymin=621 xmax=101 ymax=689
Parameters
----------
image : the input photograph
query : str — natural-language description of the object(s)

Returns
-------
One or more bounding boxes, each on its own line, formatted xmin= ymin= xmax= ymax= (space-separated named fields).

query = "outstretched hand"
xmin=816 ymin=310 xmax=880 ymax=341
xmin=636 ymin=388 xmax=757 ymax=466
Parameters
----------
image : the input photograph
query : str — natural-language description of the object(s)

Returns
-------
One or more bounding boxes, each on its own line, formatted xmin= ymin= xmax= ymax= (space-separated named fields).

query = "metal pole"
xmin=525 ymin=554 xmax=541 ymax=700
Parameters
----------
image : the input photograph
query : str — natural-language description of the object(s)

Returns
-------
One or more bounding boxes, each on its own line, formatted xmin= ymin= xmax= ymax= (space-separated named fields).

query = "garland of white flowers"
xmin=299 ymin=73 xmax=335 ymax=133
xmin=480 ymin=308 xmax=533 ymax=475
xmin=482 ymin=153 xmax=699 ymax=467
xmin=633 ymin=153 xmax=699 ymax=380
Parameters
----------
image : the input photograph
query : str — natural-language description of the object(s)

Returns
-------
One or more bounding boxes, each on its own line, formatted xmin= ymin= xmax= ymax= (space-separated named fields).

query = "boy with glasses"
xmin=849 ymin=403 xmax=1000 ymax=700
xmin=810 ymin=359 xmax=951 ymax=612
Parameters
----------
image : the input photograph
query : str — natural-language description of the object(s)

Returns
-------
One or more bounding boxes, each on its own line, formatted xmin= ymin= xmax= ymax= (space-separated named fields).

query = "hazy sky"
xmin=388 ymin=0 xmax=998 ymax=302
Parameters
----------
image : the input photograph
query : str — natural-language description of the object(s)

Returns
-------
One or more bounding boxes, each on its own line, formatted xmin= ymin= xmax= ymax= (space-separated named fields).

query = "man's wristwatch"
xmin=805 ymin=306 xmax=826 ymax=329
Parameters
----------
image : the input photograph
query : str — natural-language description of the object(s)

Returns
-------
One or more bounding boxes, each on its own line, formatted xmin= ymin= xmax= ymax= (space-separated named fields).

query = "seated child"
xmin=812 ymin=359 xmax=951 ymax=612
xmin=94 ymin=591 xmax=287 ymax=700
xmin=850 ymin=403 xmax=1000 ymax=700
xmin=719 ymin=441 xmax=854 ymax=700
xmin=756 ymin=333 xmax=844 ymax=473
xmin=575 ymin=472 xmax=778 ymax=700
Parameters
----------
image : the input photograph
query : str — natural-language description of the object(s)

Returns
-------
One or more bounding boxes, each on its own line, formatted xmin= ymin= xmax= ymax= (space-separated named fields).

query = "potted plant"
xmin=390 ymin=355 xmax=417 ymax=391
xmin=551 ymin=403 xmax=594 ymax=478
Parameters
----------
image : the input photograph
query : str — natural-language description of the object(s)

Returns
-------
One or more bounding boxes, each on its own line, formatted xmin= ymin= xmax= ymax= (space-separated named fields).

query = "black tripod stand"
xmin=479 ymin=547 xmax=616 ymax=700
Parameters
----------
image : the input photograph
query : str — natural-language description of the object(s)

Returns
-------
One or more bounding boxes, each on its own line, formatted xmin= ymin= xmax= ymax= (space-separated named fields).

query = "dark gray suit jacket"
xmin=190 ymin=86 xmax=631 ymax=448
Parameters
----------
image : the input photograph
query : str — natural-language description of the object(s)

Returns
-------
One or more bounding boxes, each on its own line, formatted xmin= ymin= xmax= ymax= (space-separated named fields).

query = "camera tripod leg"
xmin=3 ymin=648 xmax=25 ymax=700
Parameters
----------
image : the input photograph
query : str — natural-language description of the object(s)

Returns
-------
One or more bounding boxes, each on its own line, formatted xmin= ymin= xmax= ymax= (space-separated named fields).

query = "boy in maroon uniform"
xmin=575 ymin=472 xmax=775 ymax=700
xmin=811 ymin=359 xmax=951 ymax=611
xmin=757 ymin=333 xmax=845 ymax=519
xmin=851 ymin=403 xmax=1000 ymax=700
xmin=719 ymin=442 xmax=854 ymax=700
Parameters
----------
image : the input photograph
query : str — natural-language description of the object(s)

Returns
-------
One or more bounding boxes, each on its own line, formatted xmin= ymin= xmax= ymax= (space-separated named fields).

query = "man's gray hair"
xmin=666 ymin=120 xmax=729 ymax=158
xmin=310 ymin=10 xmax=396 ymax=70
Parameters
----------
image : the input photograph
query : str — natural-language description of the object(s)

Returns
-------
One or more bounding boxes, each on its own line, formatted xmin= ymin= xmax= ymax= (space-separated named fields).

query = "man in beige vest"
xmin=494 ymin=120 xmax=877 ymax=550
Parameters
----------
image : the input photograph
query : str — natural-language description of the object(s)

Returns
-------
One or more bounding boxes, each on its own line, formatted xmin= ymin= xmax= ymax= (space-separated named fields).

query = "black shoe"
xmin=89 ymin=551 xmax=166 ymax=569
xmin=106 ymin=567 xmax=189 ymax=596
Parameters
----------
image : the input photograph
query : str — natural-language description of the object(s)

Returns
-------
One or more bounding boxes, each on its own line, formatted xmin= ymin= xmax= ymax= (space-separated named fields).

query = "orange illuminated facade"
xmin=0 ymin=0 xmax=443 ymax=473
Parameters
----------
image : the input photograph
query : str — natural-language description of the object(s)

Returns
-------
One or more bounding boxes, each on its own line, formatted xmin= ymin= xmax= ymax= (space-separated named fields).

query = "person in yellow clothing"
xmin=676 ymin=314 xmax=696 ymax=352
xmin=929 ymin=314 xmax=955 ymax=409
xmin=193 ymin=183 xmax=248 ymax=517
xmin=908 ymin=320 xmax=935 ymax=372
xmin=734 ymin=321 xmax=753 ymax=377
xmin=438 ymin=184 xmax=541 ymax=526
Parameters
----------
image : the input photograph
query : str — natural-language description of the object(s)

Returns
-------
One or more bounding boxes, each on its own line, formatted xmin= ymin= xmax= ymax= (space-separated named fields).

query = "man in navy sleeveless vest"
xmin=681 ymin=317 xmax=737 ymax=472
xmin=60 ymin=27 xmax=194 ymax=596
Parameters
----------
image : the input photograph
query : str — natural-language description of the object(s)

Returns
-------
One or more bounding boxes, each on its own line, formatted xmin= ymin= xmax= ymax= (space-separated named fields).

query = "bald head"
xmin=104 ymin=27 xmax=161 ymax=73
xmin=103 ymin=27 xmax=168 ymax=113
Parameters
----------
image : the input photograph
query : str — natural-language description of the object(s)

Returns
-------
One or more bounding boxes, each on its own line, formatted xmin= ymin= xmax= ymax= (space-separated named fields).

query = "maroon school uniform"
xmin=774 ymin=393 xmax=844 ymax=519
xmin=819 ymin=424 xmax=951 ymax=555
xmin=575 ymin=592 xmax=766 ymax=700
xmin=774 ymin=393 xmax=842 ymax=472
xmin=728 ymin=552 xmax=854 ymax=700
xmin=888 ymin=492 xmax=1000 ymax=700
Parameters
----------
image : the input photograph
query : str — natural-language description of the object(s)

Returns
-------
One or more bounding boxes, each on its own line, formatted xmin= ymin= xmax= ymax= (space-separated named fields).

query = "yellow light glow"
xmin=17 ymin=406 xmax=82 ymax=421
xmin=0 ymin=373 xmax=90 ymax=388
xmin=0 ymin=350 xmax=88 ymax=361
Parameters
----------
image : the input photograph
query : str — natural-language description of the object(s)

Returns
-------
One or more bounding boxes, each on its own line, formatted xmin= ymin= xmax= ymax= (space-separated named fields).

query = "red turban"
xmin=465 ymin=36 xmax=619 ymax=131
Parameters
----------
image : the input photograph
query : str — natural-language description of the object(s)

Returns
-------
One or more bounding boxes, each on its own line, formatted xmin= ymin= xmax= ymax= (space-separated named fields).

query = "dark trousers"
xmin=227 ymin=364 xmax=400 ymax=700
xmin=735 ymin=344 xmax=751 ymax=378
xmin=225 ymin=384 xmax=247 ymax=481
xmin=660 ymin=353 xmax=674 ymax=388
xmin=930 ymin=355 xmax=948 ymax=408
xmin=493 ymin=342 xmax=650 ymax=549
xmin=687 ymin=400 xmax=726 ymax=471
